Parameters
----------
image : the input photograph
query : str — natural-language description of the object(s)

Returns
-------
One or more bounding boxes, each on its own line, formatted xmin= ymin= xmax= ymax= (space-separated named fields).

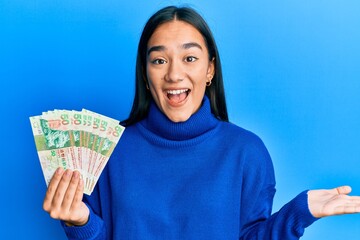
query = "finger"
xmin=70 ymin=174 xmax=84 ymax=211
xmin=43 ymin=167 xmax=64 ymax=212
xmin=325 ymin=196 xmax=360 ymax=216
xmin=61 ymin=170 xmax=81 ymax=210
xmin=333 ymin=204 xmax=360 ymax=215
xmin=68 ymin=176 xmax=89 ymax=226
xmin=51 ymin=169 xmax=73 ymax=210
xmin=332 ymin=186 xmax=352 ymax=195
xmin=351 ymin=197 xmax=360 ymax=212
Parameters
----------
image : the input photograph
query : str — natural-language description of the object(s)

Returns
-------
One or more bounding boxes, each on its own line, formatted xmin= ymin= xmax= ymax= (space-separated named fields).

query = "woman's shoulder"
xmin=216 ymin=121 xmax=271 ymax=156
xmin=215 ymin=121 xmax=273 ymax=172
xmin=219 ymin=121 xmax=263 ymax=142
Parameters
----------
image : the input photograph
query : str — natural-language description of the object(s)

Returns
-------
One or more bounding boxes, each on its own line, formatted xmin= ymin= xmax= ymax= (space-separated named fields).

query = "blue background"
xmin=1 ymin=0 xmax=359 ymax=239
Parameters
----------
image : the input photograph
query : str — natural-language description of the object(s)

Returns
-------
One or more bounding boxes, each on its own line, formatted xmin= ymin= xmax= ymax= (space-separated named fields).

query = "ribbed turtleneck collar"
xmin=138 ymin=96 xmax=219 ymax=141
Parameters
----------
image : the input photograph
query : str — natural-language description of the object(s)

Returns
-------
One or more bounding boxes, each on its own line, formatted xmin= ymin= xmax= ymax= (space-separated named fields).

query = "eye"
xmin=151 ymin=58 xmax=167 ymax=65
xmin=185 ymin=56 xmax=198 ymax=62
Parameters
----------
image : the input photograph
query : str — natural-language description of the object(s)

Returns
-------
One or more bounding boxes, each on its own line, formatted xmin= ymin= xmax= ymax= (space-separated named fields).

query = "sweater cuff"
xmin=61 ymin=205 xmax=105 ymax=240
xmin=284 ymin=190 xmax=319 ymax=232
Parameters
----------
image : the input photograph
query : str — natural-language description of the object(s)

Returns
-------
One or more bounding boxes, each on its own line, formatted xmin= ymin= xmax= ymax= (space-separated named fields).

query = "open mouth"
xmin=166 ymin=89 xmax=190 ymax=104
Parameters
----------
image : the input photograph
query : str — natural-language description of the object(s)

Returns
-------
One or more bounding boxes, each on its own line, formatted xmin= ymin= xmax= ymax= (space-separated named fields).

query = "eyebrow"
xmin=183 ymin=42 xmax=203 ymax=50
xmin=147 ymin=42 xmax=203 ymax=56
xmin=147 ymin=45 xmax=166 ymax=55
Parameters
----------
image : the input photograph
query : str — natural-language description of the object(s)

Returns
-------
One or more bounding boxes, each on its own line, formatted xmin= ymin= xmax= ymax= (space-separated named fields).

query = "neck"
xmin=139 ymin=96 xmax=219 ymax=141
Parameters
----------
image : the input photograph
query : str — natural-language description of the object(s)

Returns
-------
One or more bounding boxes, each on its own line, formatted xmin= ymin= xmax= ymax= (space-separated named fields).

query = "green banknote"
xmin=30 ymin=109 xmax=125 ymax=195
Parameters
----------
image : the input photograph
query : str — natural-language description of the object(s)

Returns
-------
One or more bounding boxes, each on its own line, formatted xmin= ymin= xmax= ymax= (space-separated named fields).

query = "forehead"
xmin=148 ymin=20 xmax=206 ymax=48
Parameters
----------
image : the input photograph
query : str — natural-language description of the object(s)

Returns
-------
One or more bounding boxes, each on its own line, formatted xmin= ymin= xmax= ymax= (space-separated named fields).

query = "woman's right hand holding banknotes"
xmin=43 ymin=167 xmax=90 ymax=226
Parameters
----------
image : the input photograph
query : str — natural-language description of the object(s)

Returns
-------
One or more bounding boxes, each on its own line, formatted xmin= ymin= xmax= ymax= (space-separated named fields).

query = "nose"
xmin=164 ymin=60 xmax=184 ymax=82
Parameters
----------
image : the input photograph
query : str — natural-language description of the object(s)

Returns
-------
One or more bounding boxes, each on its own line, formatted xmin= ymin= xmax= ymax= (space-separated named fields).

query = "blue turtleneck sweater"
xmin=62 ymin=97 xmax=317 ymax=239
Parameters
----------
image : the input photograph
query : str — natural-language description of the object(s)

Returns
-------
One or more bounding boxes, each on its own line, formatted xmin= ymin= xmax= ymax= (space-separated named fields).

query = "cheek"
xmin=146 ymin=72 xmax=163 ymax=102
xmin=188 ymin=64 xmax=209 ymax=81
xmin=192 ymin=71 xmax=209 ymax=88
xmin=191 ymin=77 xmax=207 ymax=100
xmin=146 ymin=66 xmax=164 ymax=87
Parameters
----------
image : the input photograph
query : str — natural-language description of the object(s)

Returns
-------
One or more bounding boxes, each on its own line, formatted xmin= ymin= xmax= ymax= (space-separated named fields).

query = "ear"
xmin=207 ymin=57 xmax=215 ymax=80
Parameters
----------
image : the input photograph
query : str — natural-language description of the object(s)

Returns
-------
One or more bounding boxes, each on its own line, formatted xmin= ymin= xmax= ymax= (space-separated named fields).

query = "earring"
xmin=206 ymin=74 xmax=213 ymax=86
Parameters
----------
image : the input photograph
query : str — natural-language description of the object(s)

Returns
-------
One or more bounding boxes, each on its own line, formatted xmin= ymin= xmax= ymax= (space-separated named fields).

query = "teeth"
xmin=167 ymin=89 xmax=188 ymax=95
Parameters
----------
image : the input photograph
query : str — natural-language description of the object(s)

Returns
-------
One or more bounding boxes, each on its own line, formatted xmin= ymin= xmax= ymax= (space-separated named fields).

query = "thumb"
xmin=333 ymin=185 xmax=352 ymax=195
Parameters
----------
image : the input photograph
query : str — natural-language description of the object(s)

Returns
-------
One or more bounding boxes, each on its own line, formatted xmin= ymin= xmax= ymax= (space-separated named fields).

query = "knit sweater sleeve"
xmin=239 ymin=135 xmax=318 ymax=239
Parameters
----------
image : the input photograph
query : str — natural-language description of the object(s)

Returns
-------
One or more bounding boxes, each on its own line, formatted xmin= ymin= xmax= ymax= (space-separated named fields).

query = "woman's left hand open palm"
xmin=308 ymin=186 xmax=360 ymax=218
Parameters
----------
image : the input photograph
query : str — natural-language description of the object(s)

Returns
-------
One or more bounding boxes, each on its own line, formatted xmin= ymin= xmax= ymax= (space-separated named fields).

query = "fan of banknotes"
xmin=30 ymin=109 xmax=125 ymax=195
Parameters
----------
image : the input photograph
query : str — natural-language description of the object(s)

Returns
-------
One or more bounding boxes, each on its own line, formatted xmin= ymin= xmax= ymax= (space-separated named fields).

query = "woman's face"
xmin=146 ymin=20 xmax=214 ymax=122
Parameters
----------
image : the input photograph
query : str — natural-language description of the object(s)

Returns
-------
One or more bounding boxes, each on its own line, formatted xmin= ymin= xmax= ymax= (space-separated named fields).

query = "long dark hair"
xmin=122 ymin=6 xmax=228 ymax=126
